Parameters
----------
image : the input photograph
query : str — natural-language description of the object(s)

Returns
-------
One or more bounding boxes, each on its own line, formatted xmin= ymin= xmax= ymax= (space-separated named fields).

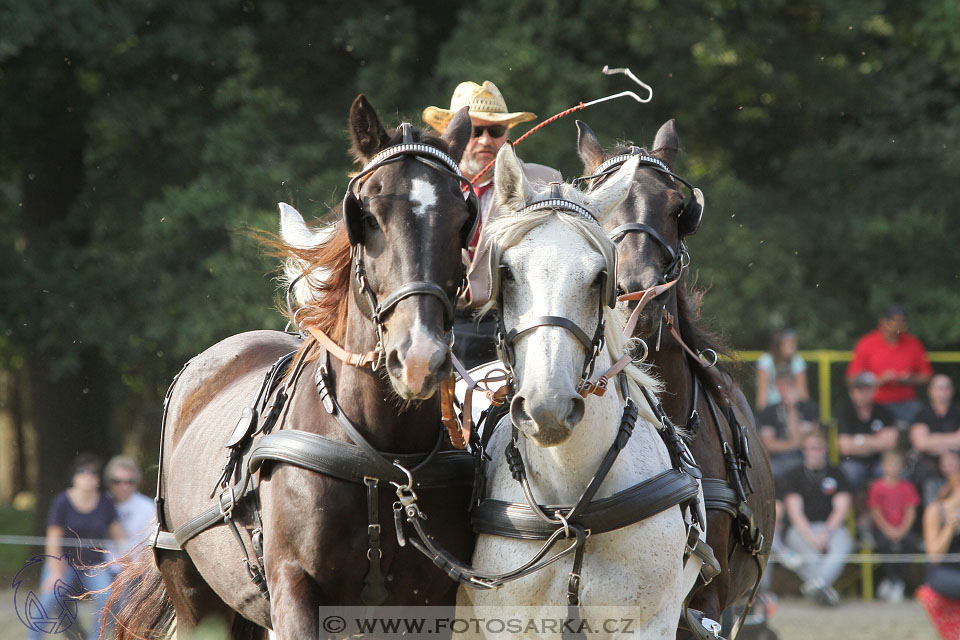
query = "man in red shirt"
xmin=847 ymin=305 xmax=932 ymax=424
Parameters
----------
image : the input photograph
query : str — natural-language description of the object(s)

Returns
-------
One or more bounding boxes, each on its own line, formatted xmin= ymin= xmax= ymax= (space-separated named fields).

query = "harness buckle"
xmin=372 ymin=342 xmax=385 ymax=371
xmin=219 ymin=485 xmax=237 ymax=520
xmin=625 ymin=337 xmax=649 ymax=364
xmin=391 ymin=463 xmax=425 ymax=520
xmin=698 ymin=348 xmax=718 ymax=368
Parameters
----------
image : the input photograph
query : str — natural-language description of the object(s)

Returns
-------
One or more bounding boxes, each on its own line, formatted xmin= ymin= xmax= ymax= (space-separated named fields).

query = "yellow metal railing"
xmin=734 ymin=349 xmax=960 ymax=423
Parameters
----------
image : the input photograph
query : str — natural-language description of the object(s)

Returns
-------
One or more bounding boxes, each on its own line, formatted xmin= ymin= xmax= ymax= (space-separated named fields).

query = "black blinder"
xmin=678 ymin=187 xmax=704 ymax=237
xmin=342 ymin=186 xmax=365 ymax=246
xmin=460 ymin=190 xmax=480 ymax=248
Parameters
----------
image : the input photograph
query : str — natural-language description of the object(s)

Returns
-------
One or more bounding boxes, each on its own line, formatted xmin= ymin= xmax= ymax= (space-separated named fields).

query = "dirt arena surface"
xmin=0 ymin=590 xmax=941 ymax=639
xmin=765 ymin=596 xmax=938 ymax=640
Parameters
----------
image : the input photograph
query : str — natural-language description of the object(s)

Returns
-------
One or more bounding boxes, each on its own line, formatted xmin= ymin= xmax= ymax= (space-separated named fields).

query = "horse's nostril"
xmin=616 ymin=285 xmax=626 ymax=297
xmin=567 ymin=396 xmax=585 ymax=428
xmin=386 ymin=348 xmax=402 ymax=374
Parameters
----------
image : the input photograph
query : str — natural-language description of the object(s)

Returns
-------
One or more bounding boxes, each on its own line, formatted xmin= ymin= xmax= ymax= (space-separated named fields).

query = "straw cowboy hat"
xmin=423 ymin=81 xmax=537 ymax=134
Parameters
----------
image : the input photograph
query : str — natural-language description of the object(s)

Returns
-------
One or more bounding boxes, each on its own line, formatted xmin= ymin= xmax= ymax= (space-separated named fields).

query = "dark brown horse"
xmin=577 ymin=120 xmax=775 ymax=639
xmin=108 ymin=96 xmax=478 ymax=638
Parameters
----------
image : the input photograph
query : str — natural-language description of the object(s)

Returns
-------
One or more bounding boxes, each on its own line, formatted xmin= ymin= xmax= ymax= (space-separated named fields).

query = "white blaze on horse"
xmin=455 ymin=145 xmax=708 ymax=639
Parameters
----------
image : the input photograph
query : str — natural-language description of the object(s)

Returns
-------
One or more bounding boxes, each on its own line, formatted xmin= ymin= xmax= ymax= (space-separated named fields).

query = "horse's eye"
xmin=501 ymin=265 xmax=514 ymax=282
xmin=362 ymin=214 xmax=380 ymax=231
xmin=592 ymin=272 xmax=605 ymax=288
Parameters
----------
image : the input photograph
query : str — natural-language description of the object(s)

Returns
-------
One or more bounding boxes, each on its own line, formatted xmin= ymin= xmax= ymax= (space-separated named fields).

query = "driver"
xmin=423 ymin=81 xmax=560 ymax=366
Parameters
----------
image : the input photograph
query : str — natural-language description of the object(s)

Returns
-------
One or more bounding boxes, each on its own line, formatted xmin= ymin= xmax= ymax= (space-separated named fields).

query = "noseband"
xmin=494 ymin=185 xmax=609 ymax=397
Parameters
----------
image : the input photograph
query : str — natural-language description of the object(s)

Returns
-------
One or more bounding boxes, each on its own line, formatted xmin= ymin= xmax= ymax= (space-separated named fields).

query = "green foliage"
xmin=0 ymin=0 xmax=958 ymax=464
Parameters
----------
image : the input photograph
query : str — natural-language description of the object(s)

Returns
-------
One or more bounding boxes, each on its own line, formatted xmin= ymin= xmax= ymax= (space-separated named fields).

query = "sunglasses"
xmin=472 ymin=124 xmax=507 ymax=139
xmin=110 ymin=478 xmax=136 ymax=485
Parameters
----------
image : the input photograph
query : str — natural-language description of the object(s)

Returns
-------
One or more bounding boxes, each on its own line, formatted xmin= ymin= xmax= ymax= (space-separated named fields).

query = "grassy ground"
xmin=0 ymin=506 xmax=36 ymax=584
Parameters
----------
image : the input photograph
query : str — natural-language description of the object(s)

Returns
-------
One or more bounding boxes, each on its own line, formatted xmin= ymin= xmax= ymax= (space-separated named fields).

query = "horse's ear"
xmin=652 ymin=119 xmax=679 ymax=169
xmin=349 ymin=94 xmax=390 ymax=162
xmin=442 ymin=106 xmax=472 ymax=163
xmin=494 ymin=144 xmax=534 ymax=213
xmin=279 ymin=202 xmax=328 ymax=249
xmin=584 ymin=156 xmax=639 ymax=224
xmin=576 ymin=120 xmax=606 ymax=174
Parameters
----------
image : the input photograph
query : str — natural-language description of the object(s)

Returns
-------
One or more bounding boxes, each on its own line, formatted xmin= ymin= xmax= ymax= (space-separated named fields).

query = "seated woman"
xmin=918 ymin=450 xmax=960 ymax=638
xmin=755 ymin=328 xmax=808 ymax=412
xmin=31 ymin=453 xmax=125 ymax=640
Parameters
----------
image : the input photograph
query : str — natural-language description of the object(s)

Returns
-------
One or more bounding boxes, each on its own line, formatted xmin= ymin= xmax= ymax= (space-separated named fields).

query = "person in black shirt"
xmin=837 ymin=372 xmax=898 ymax=492
xmin=757 ymin=371 xmax=820 ymax=483
xmin=910 ymin=375 xmax=960 ymax=503
xmin=782 ymin=431 xmax=854 ymax=606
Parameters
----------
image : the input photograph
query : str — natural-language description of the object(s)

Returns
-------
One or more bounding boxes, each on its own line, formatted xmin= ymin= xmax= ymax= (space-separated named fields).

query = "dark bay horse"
xmin=577 ymin=120 xmax=775 ymax=639
xmin=109 ymin=96 xmax=478 ymax=638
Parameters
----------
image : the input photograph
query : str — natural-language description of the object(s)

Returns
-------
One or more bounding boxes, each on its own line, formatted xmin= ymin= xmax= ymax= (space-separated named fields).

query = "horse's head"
xmin=344 ymin=96 xmax=477 ymax=400
xmin=577 ymin=119 xmax=704 ymax=338
xmin=487 ymin=145 xmax=638 ymax=446
xmin=280 ymin=96 xmax=475 ymax=401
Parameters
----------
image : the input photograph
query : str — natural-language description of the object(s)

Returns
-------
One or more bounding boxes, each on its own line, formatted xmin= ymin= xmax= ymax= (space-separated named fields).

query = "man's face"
xmin=803 ymin=437 xmax=828 ymax=470
xmin=850 ymin=383 xmax=876 ymax=408
xmin=108 ymin=471 xmax=138 ymax=502
xmin=880 ymin=313 xmax=906 ymax=339
xmin=930 ymin=375 xmax=954 ymax=405
xmin=460 ymin=118 xmax=509 ymax=180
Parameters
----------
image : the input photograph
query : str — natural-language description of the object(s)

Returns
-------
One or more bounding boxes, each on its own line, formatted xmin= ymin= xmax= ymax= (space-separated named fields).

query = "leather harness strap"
xmin=308 ymin=327 xmax=380 ymax=369
xmin=472 ymin=469 xmax=699 ymax=539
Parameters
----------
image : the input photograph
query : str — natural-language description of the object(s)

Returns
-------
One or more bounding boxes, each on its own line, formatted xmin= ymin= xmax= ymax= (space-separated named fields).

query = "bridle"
xmin=575 ymin=147 xmax=716 ymax=368
xmin=492 ymin=183 xmax=616 ymax=399
xmin=304 ymin=123 xmax=480 ymax=371
xmin=576 ymin=147 xmax=703 ymax=286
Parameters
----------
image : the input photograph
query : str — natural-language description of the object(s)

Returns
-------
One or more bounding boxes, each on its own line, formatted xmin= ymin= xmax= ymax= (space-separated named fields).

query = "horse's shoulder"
xmin=170 ymin=330 xmax=301 ymax=426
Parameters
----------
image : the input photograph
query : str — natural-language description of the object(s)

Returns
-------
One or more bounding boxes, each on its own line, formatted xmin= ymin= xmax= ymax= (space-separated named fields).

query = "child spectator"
xmin=867 ymin=450 xmax=920 ymax=602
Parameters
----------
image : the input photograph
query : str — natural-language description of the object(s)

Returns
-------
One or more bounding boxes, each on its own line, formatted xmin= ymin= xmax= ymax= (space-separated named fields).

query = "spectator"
xmin=756 ymin=328 xmax=809 ymax=411
xmin=918 ymin=450 xmax=960 ymax=638
xmin=782 ymin=431 xmax=854 ymax=606
xmin=104 ymin=455 xmax=155 ymax=555
xmin=757 ymin=370 xmax=820 ymax=483
xmin=868 ymin=450 xmax=920 ymax=602
xmin=837 ymin=371 xmax=899 ymax=492
xmin=32 ymin=453 xmax=124 ymax=640
xmin=911 ymin=375 xmax=960 ymax=504
xmin=847 ymin=304 xmax=932 ymax=424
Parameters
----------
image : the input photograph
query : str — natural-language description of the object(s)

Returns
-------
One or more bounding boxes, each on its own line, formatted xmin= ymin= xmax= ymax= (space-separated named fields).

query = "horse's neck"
xmin=650 ymin=301 xmax=694 ymax=426
xmin=327 ymin=298 xmax=440 ymax=453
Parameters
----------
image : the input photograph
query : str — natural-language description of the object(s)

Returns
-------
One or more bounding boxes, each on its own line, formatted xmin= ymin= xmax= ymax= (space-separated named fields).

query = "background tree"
xmin=0 ymin=0 xmax=957 ymax=533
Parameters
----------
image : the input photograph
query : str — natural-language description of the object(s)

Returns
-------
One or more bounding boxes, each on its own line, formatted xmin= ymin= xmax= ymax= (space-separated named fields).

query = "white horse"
xmin=455 ymin=145 xmax=706 ymax=639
